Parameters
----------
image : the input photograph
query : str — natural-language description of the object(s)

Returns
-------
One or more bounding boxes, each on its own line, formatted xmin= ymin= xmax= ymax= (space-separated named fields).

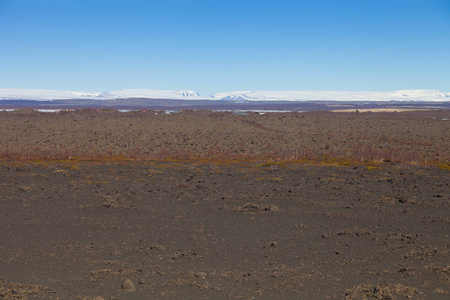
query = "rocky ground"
xmin=0 ymin=109 xmax=449 ymax=163
xmin=0 ymin=110 xmax=449 ymax=299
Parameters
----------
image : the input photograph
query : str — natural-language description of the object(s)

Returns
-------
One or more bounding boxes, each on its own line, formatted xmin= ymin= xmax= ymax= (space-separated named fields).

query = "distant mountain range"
xmin=0 ymin=88 xmax=449 ymax=102
xmin=210 ymin=90 xmax=450 ymax=102
xmin=0 ymin=89 xmax=202 ymax=101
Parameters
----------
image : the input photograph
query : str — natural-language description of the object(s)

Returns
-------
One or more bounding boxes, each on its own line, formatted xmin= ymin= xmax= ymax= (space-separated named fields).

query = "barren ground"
xmin=0 ymin=109 xmax=449 ymax=163
xmin=0 ymin=110 xmax=449 ymax=299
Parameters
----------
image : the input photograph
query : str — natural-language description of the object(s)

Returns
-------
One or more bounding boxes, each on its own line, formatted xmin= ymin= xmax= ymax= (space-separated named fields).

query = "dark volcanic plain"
xmin=1 ymin=98 xmax=450 ymax=112
xmin=0 ymin=109 xmax=449 ymax=299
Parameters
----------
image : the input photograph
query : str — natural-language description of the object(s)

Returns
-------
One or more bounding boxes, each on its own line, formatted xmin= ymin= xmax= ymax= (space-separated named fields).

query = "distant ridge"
xmin=0 ymin=89 xmax=204 ymax=101
xmin=0 ymin=88 xmax=449 ymax=102
xmin=210 ymin=90 xmax=450 ymax=102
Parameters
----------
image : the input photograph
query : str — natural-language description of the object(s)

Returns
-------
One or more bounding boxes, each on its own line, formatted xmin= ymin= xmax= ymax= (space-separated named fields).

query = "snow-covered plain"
xmin=0 ymin=89 xmax=102 ymax=101
xmin=0 ymin=89 xmax=202 ymax=101
xmin=97 ymin=89 xmax=201 ymax=100
xmin=210 ymin=90 xmax=450 ymax=102
xmin=0 ymin=88 xmax=449 ymax=102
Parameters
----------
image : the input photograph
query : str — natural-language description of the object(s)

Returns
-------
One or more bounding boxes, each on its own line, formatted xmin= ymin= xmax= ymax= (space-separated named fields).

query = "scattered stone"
xmin=172 ymin=249 xmax=199 ymax=259
xmin=343 ymin=283 xmax=418 ymax=300
xmin=396 ymin=195 xmax=408 ymax=203
xmin=19 ymin=186 xmax=33 ymax=192
xmin=238 ymin=202 xmax=279 ymax=213
xmin=121 ymin=279 xmax=136 ymax=292
xmin=102 ymin=195 xmax=132 ymax=209
xmin=239 ymin=202 xmax=260 ymax=212
xmin=263 ymin=204 xmax=279 ymax=211
xmin=195 ymin=272 xmax=207 ymax=279
xmin=149 ymin=244 xmax=166 ymax=251
xmin=264 ymin=241 xmax=278 ymax=249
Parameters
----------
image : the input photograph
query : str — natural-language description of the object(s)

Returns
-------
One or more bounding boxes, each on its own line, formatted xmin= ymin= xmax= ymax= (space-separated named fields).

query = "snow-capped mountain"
xmin=0 ymin=89 xmax=203 ymax=101
xmin=210 ymin=90 xmax=450 ymax=102
xmin=0 ymin=88 xmax=449 ymax=102
xmin=97 ymin=89 xmax=201 ymax=100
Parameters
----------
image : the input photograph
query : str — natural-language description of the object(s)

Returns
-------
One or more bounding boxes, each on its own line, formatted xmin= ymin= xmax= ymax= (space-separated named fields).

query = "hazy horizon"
xmin=1 ymin=87 xmax=450 ymax=96
xmin=1 ymin=88 xmax=449 ymax=103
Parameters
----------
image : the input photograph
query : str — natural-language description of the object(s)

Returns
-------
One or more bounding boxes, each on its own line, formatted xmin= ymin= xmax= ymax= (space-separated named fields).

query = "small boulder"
xmin=121 ymin=279 xmax=136 ymax=292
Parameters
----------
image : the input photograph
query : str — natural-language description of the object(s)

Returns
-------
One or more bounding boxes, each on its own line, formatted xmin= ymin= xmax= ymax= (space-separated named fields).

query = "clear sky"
xmin=1 ymin=0 xmax=449 ymax=95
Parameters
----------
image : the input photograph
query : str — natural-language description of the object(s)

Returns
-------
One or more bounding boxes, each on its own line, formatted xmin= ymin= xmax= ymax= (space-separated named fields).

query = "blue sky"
xmin=1 ymin=0 xmax=449 ymax=95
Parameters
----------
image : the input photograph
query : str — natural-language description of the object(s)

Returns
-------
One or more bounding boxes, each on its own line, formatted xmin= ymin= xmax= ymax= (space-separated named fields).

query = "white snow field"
xmin=210 ymin=90 xmax=450 ymax=102
xmin=0 ymin=88 xmax=449 ymax=102
xmin=0 ymin=89 xmax=203 ymax=101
